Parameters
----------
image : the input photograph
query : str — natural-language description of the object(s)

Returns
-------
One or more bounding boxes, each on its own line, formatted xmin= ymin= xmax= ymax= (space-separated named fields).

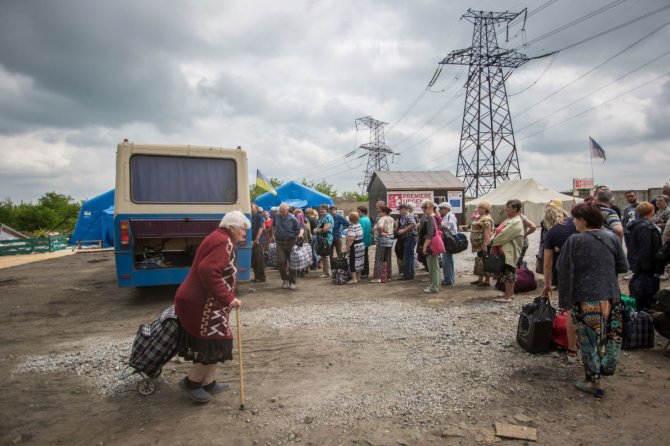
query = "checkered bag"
xmin=332 ymin=268 xmax=351 ymax=285
xmin=290 ymin=244 xmax=311 ymax=270
xmin=265 ymin=242 xmax=277 ymax=267
xmin=622 ymin=309 xmax=654 ymax=349
xmin=128 ymin=305 xmax=181 ymax=378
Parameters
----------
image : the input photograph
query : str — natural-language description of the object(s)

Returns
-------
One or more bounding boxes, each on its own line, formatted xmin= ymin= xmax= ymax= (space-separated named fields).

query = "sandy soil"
xmin=0 ymin=249 xmax=75 ymax=270
xmin=1 ymin=248 xmax=669 ymax=446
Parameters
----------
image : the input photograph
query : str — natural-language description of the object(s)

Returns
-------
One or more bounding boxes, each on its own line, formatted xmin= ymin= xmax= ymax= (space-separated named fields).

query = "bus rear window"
xmin=130 ymin=155 xmax=237 ymax=203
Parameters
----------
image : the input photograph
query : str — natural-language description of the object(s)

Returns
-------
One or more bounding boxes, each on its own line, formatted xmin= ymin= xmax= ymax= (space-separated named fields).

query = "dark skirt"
xmin=177 ymin=323 xmax=234 ymax=365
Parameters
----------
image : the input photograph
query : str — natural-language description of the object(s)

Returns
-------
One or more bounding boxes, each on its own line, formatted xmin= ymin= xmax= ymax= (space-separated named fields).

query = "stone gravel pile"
xmin=13 ymin=337 xmax=150 ymax=397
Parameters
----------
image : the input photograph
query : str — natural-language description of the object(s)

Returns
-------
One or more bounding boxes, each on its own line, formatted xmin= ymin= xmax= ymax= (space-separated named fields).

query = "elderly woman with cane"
xmin=174 ymin=210 xmax=249 ymax=403
xmin=557 ymin=203 xmax=628 ymax=398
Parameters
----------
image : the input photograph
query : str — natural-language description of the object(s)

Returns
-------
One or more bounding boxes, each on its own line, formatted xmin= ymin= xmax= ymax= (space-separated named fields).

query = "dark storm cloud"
xmin=0 ymin=1 xmax=203 ymax=134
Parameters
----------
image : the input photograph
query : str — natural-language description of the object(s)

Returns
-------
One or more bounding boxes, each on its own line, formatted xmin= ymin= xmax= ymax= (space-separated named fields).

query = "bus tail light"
xmin=119 ymin=220 xmax=130 ymax=247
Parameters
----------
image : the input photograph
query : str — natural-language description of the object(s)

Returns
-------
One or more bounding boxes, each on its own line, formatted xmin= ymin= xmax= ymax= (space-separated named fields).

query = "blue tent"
xmin=71 ymin=189 xmax=115 ymax=248
xmin=255 ymin=181 xmax=334 ymax=210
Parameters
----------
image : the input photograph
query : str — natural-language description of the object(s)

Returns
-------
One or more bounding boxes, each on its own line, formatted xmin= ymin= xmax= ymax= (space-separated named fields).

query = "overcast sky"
xmin=1 ymin=0 xmax=669 ymax=203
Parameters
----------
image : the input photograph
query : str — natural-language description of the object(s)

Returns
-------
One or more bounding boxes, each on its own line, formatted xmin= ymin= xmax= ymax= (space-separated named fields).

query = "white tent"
xmin=466 ymin=178 xmax=582 ymax=225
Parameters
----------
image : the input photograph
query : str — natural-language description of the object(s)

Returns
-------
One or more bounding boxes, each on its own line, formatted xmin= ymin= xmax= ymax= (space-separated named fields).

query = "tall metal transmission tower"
xmin=440 ymin=9 xmax=530 ymax=197
xmin=356 ymin=116 xmax=397 ymax=193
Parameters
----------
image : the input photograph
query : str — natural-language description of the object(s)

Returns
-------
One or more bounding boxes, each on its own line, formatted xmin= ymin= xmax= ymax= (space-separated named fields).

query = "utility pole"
xmin=356 ymin=116 xmax=397 ymax=193
xmin=440 ymin=9 xmax=530 ymax=197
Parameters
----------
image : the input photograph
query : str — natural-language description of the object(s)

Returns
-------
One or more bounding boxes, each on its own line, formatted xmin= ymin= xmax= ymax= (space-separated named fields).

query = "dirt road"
xmin=1 ymin=249 xmax=669 ymax=445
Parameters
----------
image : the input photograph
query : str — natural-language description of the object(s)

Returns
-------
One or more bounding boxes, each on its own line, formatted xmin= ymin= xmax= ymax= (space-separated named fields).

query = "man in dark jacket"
xmin=628 ymin=201 xmax=664 ymax=311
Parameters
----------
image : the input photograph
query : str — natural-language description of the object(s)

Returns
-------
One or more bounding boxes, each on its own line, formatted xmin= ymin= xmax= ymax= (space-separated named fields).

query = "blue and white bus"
xmin=113 ymin=141 xmax=251 ymax=287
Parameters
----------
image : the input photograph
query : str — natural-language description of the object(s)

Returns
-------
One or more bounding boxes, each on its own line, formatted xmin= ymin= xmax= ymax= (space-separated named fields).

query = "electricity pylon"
xmin=440 ymin=9 xmax=530 ymax=197
xmin=356 ymin=116 xmax=398 ymax=193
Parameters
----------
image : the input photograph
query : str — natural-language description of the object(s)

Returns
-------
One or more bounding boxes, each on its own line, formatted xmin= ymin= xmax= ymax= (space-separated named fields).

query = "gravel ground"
xmin=7 ymin=229 xmax=669 ymax=445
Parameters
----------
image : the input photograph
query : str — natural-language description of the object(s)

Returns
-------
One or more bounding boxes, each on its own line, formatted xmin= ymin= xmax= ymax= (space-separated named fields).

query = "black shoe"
xmin=397 ymin=276 xmax=412 ymax=281
xmin=252 ymin=278 xmax=266 ymax=283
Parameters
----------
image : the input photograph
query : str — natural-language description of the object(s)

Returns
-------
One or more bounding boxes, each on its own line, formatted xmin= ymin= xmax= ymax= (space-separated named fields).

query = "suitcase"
xmin=517 ymin=296 xmax=556 ymax=354
xmin=622 ymin=310 xmax=654 ymax=349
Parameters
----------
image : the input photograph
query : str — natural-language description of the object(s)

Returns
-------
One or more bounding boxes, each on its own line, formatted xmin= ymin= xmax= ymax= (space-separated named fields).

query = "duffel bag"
xmin=551 ymin=310 xmax=569 ymax=350
xmin=332 ymin=256 xmax=349 ymax=271
xmin=332 ymin=268 xmax=351 ymax=285
xmin=443 ymin=232 xmax=468 ymax=254
xmin=622 ymin=310 xmax=654 ymax=350
xmin=266 ymin=242 xmax=277 ymax=267
xmin=517 ymin=296 xmax=556 ymax=354
xmin=495 ymin=265 xmax=537 ymax=293
xmin=289 ymin=244 xmax=311 ymax=271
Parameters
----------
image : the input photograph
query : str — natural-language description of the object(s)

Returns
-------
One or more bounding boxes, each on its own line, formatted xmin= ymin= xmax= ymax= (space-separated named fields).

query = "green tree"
xmin=301 ymin=179 xmax=337 ymax=198
xmin=13 ymin=204 xmax=58 ymax=233
xmin=1 ymin=192 xmax=81 ymax=234
xmin=249 ymin=178 xmax=283 ymax=202
xmin=37 ymin=191 xmax=81 ymax=232
xmin=0 ymin=198 xmax=16 ymax=227
xmin=341 ymin=191 xmax=369 ymax=202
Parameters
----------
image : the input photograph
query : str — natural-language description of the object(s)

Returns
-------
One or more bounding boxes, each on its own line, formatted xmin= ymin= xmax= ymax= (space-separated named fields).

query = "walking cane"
xmin=235 ymin=307 xmax=245 ymax=411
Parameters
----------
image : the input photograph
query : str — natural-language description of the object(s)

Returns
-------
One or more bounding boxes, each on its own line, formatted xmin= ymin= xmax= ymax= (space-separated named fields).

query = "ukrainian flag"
xmin=256 ymin=170 xmax=277 ymax=195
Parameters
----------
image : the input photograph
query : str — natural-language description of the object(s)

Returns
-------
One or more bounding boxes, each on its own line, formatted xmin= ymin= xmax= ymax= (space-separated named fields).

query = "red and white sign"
xmin=573 ymin=178 xmax=594 ymax=189
xmin=387 ymin=191 xmax=434 ymax=212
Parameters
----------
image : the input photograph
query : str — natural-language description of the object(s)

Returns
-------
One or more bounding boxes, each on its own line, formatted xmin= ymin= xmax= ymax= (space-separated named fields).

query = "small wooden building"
xmin=367 ymin=171 xmax=467 ymax=223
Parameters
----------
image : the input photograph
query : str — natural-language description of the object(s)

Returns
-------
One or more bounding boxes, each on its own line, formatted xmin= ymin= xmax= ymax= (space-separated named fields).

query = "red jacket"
xmin=175 ymin=228 xmax=236 ymax=340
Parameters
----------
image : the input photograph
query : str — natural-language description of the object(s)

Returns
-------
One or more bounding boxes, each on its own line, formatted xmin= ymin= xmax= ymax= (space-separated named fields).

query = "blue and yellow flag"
xmin=256 ymin=169 xmax=277 ymax=195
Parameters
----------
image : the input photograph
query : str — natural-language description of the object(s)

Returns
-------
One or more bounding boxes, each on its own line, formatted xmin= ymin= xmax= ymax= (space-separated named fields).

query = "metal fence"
xmin=0 ymin=235 xmax=70 ymax=256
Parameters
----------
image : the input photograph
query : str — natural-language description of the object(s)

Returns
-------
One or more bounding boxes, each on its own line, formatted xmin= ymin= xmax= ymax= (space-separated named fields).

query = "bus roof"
xmin=114 ymin=142 xmax=250 ymax=215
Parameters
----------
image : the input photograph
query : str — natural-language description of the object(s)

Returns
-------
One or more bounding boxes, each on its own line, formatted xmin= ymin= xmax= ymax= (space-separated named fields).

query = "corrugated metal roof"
xmin=371 ymin=171 xmax=465 ymax=190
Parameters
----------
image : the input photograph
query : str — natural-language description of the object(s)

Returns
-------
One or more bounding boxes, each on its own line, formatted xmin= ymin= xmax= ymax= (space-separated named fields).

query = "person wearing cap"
xmin=438 ymin=201 xmax=458 ymax=286
xmin=397 ymin=203 xmax=418 ymax=280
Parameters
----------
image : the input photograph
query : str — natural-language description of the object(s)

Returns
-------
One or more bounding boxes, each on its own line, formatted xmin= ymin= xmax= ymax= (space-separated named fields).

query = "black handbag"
xmin=316 ymin=236 xmax=330 ymax=256
xmin=332 ymin=255 xmax=349 ymax=271
xmin=483 ymin=247 xmax=505 ymax=274
xmin=516 ymin=296 xmax=556 ymax=354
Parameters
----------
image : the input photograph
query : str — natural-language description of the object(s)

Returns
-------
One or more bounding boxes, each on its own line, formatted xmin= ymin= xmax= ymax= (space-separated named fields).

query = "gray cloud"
xmin=1 ymin=0 xmax=669 ymax=203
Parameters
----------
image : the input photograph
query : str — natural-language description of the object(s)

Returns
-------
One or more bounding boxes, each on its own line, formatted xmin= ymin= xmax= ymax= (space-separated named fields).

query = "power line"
xmin=392 ymin=86 xmax=466 ymax=150
xmin=554 ymin=3 xmax=670 ymax=53
xmin=516 ymin=46 xmax=670 ymax=134
xmin=508 ymin=51 xmax=559 ymax=96
xmin=516 ymin=0 xmax=629 ymax=50
xmin=517 ymin=17 xmax=670 ymax=117
xmin=519 ymin=70 xmax=670 ymax=140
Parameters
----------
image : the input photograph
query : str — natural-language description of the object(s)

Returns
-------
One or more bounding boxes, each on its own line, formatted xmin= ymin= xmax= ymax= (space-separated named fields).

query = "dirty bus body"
xmin=114 ymin=142 xmax=251 ymax=287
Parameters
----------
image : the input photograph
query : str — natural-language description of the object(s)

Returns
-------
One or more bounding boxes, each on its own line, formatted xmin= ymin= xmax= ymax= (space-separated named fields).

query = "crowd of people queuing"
xmin=170 ymin=182 xmax=670 ymax=403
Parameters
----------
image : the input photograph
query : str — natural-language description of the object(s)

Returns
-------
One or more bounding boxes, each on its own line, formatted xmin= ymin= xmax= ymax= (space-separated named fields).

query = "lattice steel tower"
xmin=356 ymin=116 xmax=397 ymax=193
xmin=440 ymin=9 xmax=529 ymax=197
